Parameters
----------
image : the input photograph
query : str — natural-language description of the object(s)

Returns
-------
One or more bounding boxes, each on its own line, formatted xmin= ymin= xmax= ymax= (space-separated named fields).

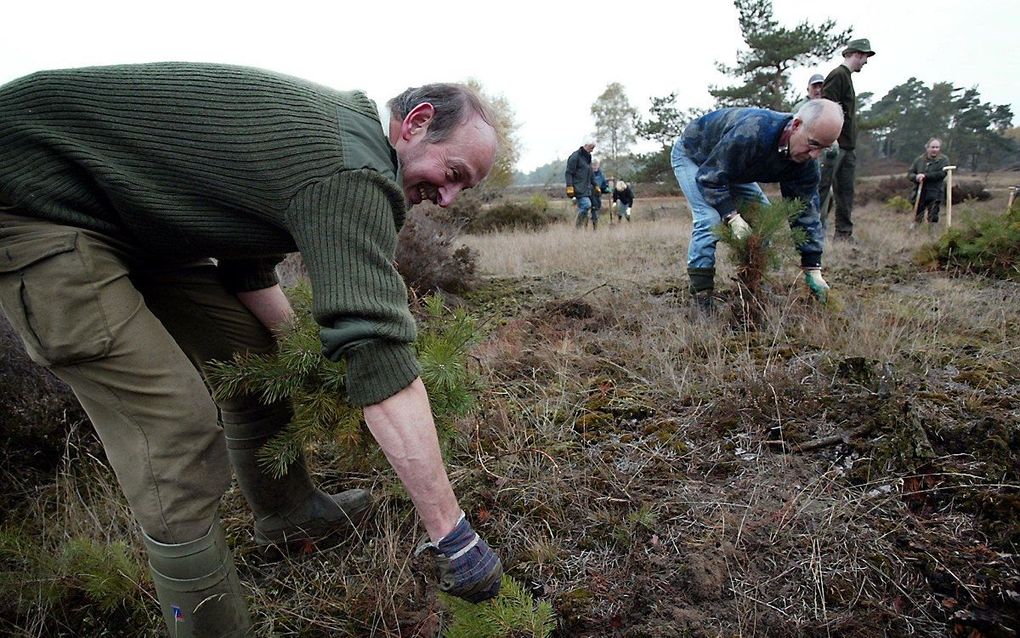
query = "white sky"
xmin=2 ymin=0 xmax=1016 ymax=173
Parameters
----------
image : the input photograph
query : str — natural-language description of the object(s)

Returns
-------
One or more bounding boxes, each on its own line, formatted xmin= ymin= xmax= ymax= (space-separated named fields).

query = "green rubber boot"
xmin=688 ymin=267 xmax=717 ymax=312
xmin=143 ymin=520 xmax=251 ymax=637
xmin=222 ymin=403 xmax=371 ymax=551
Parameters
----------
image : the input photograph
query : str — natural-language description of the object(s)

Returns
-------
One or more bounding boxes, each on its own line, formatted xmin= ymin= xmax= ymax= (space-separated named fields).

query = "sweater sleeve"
xmin=907 ymin=157 xmax=920 ymax=183
xmin=822 ymin=71 xmax=851 ymax=119
xmin=780 ymin=165 xmax=824 ymax=266
xmin=565 ymin=152 xmax=577 ymax=187
xmin=284 ymin=168 xmax=421 ymax=407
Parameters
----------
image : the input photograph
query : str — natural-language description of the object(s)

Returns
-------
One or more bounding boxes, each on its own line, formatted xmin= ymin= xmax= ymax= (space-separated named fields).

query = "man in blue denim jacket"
xmin=670 ymin=99 xmax=843 ymax=307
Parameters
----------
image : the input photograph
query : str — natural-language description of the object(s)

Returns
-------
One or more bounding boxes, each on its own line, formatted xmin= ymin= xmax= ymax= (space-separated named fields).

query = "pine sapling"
xmin=714 ymin=198 xmax=807 ymax=326
xmin=206 ymin=285 xmax=484 ymax=477
xmin=440 ymin=575 xmax=556 ymax=638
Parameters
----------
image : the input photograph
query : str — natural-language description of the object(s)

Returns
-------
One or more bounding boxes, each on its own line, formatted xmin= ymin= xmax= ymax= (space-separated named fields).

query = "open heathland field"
xmin=2 ymin=174 xmax=1018 ymax=636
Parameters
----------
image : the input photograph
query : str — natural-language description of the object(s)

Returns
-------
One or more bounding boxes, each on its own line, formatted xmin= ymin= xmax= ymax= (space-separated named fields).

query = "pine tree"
xmin=711 ymin=0 xmax=851 ymax=110
xmin=206 ymin=286 xmax=483 ymax=476
xmin=441 ymin=576 xmax=556 ymax=638
xmin=714 ymin=198 xmax=808 ymax=326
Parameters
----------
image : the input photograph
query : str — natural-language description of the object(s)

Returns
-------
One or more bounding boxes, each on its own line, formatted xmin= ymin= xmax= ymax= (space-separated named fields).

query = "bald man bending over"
xmin=670 ymin=99 xmax=844 ymax=307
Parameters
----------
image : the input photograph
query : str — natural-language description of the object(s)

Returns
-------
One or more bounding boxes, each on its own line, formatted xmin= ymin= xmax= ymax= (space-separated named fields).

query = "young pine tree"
xmin=206 ymin=285 xmax=483 ymax=476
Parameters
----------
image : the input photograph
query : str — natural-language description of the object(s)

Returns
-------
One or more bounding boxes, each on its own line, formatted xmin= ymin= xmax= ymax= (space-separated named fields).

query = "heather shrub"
xmin=951 ymin=180 xmax=992 ymax=203
xmin=856 ymin=177 xmax=910 ymax=205
xmin=464 ymin=197 xmax=556 ymax=233
xmin=396 ymin=207 xmax=479 ymax=295
xmin=0 ymin=315 xmax=90 ymax=477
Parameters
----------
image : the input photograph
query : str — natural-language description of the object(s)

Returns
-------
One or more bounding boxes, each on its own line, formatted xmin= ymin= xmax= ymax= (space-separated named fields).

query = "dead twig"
xmin=792 ymin=421 xmax=880 ymax=453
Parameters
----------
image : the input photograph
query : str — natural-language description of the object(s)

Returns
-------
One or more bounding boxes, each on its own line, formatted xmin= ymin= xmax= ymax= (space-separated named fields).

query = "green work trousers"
xmin=0 ymin=212 xmax=282 ymax=544
xmin=817 ymin=147 xmax=856 ymax=239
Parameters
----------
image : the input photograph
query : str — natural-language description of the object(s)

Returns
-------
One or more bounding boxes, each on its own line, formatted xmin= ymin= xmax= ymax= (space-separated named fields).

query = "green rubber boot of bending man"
xmin=222 ymin=402 xmax=372 ymax=550
xmin=143 ymin=519 xmax=251 ymax=637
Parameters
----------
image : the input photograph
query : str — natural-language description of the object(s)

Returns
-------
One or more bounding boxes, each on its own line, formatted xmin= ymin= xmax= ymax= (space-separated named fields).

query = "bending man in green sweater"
xmin=0 ymin=63 xmax=501 ymax=635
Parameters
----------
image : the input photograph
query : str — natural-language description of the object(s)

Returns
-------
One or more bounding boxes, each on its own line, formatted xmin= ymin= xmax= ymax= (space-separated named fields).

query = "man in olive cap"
xmin=817 ymin=37 xmax=876 ymax=241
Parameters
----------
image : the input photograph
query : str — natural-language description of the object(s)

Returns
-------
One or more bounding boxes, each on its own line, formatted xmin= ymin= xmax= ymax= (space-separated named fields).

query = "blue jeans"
xmin=671 ymin=139 xmax=768 ymax=269
xmin=574 ymin=196 xmax=593 ymax=227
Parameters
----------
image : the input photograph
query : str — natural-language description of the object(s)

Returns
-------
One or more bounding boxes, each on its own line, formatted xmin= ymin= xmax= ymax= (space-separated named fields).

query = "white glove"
xmin=803 ymin=267 xmax=830 ymax=302
xmin=726 ymin=213 xmax=752 ymax=240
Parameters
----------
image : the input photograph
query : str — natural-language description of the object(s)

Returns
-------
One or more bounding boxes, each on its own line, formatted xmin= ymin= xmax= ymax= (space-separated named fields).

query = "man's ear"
xmin=400 ymin=102 xmax=436 ymax=141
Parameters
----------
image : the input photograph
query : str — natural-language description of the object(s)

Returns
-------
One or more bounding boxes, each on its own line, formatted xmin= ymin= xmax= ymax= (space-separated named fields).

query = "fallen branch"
xmin=792 ymin=421 xmax=880 ymax=453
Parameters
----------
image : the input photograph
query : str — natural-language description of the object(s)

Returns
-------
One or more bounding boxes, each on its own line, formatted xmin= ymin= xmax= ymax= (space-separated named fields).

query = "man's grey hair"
xmin=794 ymin=98 xmax=843 ymax=128
xmin=926 ymin=137 xmax=942 ymax=147
xmin=387 ymin=83 xmax=496 ymax=143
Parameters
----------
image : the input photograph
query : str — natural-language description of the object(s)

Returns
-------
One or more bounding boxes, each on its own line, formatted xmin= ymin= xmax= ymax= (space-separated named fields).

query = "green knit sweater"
xmin=0 ymin=62 xmax=420 ymax=406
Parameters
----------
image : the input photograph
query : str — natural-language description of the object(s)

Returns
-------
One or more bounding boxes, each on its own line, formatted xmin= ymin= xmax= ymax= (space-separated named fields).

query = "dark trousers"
xmin=915 ymin=199 xmax=941 ymax=223
xmin=818 ymin=147 xmax=856 ymax=239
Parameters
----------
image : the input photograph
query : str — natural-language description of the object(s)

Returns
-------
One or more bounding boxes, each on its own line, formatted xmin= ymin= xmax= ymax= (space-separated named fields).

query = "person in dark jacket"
xmin=817 ymin=37 xmax=876 ymax=241
xmin=591 ymin=158 xmax=610 ymax=228
xmin=0 ymin=63 xmax=502 ymax=635
xmin=565 ymin=138 xmax=597 ymax=228
xmin=612 ymin=180 xmax=634 ymax=221
xmin=671 ymin=100 xmax=844 ymax=307
xmin=907 ymin=138 xmax=951 ymax=227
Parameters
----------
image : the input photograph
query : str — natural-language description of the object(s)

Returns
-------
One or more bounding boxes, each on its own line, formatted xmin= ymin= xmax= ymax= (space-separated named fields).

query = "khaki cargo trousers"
xmin=0 ymin=211 xmax=279 ymax=544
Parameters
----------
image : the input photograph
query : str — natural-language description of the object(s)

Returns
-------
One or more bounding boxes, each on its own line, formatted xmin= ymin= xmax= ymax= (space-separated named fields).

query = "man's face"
xmin=583 ymin=143 xmax=596 ymax=153
xmin=926 ymin=140 xmax=941 ymax=158
xmin=397 ymin=111 xmax=497 ymax=208
xmin=788 ymin=117 xmax=841 ymax=163
xmin=808 ymin=83 xmax=823 ymax=99
xmin=847 ymin=52 xmax=869 ymax=72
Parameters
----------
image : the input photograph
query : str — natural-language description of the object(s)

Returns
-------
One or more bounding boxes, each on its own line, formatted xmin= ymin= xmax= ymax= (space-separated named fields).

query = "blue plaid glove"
xmin=418 ymin=513 xmax=502 ymax=603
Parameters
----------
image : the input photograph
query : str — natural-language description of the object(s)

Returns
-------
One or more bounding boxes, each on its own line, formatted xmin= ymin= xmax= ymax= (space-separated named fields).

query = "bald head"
xmin=787 ymin=99 xmax=843 ymax=162
xmin=796 ymin=99 xmax=843 ymax=140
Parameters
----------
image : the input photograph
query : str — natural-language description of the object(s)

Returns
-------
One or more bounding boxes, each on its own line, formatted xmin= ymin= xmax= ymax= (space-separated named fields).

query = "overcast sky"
xmin=2 ymin=0 xmax=1016 ymax=173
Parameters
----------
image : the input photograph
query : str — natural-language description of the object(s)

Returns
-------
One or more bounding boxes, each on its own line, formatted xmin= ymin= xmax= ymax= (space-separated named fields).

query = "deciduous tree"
xmin=591 ymin=82 xmax=637 ymax=173
xmin=467 ymin=79 xmax=520 ymax=190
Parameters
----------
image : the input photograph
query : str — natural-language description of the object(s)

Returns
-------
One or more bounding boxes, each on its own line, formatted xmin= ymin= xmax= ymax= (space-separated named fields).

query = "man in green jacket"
xmin=907 ymin=138 xmax=951 ymax=227
xmin=817 ymin=38 xmax=876 ymax=241
xmin=0 ymin=63 xmax=501 ymax=635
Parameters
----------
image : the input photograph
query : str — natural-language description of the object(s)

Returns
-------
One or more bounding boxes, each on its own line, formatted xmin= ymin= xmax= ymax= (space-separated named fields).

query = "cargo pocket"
xmin=0 ymin=231 xmax=113 ymax=366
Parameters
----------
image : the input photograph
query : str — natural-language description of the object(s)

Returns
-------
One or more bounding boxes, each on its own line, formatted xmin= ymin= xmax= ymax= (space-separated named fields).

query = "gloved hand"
xmin=566 ymin=185 xmax=575 ymax=198
xmin=417 ymin=513 xmax=502 ymax=603
xmin=803 ymin=267 xmax=830 ymax=302
xmin=726 ymin=213 xmax=752 ymax=240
